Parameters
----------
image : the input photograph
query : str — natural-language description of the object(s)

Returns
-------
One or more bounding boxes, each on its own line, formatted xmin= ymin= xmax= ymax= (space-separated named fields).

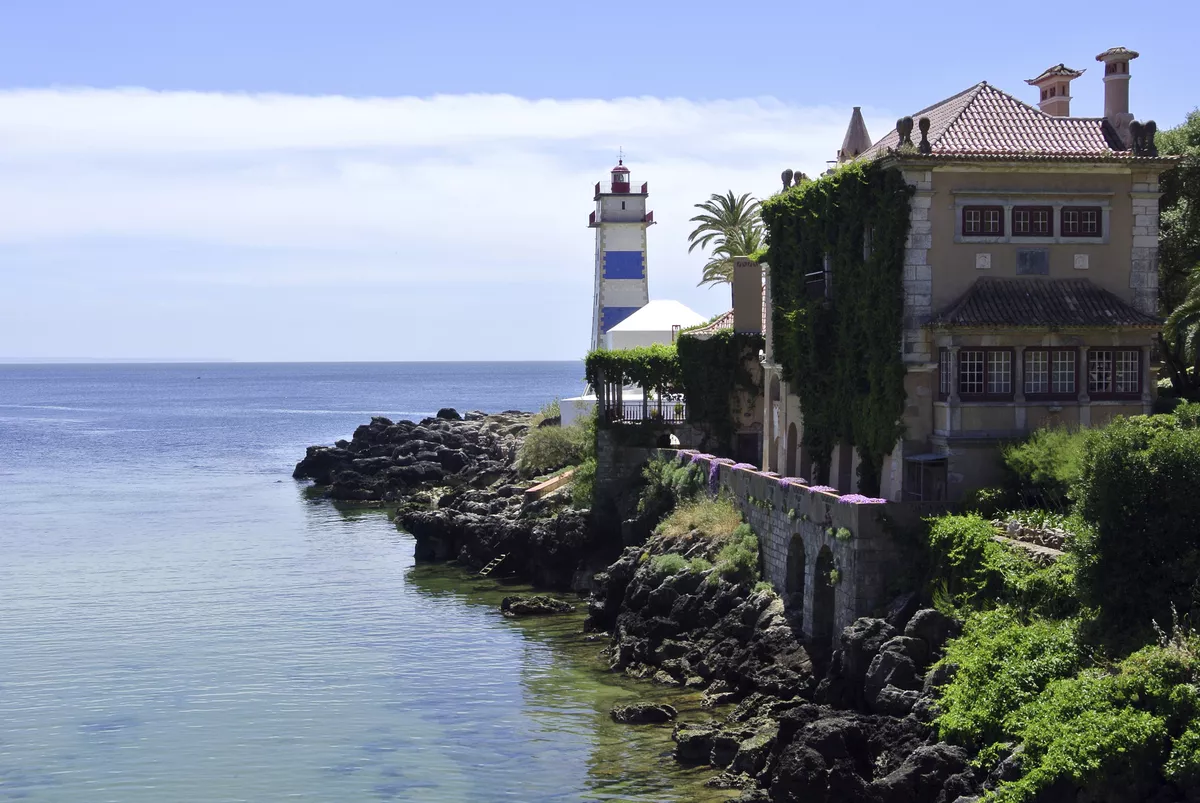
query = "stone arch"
xmin=812 ymin=545 xmax=836 ymax=645
xmin=786 ymin=423 xmax=798 ymax=477
xmin=786 ymin=533 xmax=806 ymax=613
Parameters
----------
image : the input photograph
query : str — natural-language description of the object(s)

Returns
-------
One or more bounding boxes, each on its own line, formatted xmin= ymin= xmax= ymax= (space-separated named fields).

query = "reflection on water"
xmin=0 ymin=362 xmax=730 ymax=803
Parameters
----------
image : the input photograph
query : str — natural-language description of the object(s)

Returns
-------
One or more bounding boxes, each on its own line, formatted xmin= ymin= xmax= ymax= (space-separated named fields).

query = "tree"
xmin=686 ymin=191 xmax=764 ymax=288
xmin=1157 ymin=110 xmax=1200 ymax=398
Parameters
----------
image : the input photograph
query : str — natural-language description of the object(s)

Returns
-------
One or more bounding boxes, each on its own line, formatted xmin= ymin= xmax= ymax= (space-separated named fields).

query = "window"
xmin=1088 ymin=349 xmax=1141 ymax=397
xmin=959 ymin=348 xmax=1013 ymax=399
xmin=987 ymin=351 xmax=1012 ymax=395
xmin=1025 ymin=349 xmax=1077 ymax=398
xmin=1012 ymin=206 xmax=1052 ymax=236
xmin=963 ymin=205 xmax=1004 ymax=236
xmin=1062 ymin=206 xmax=1102 ymax=237
xmin=938 ymin=349 xmax=952 ymax=400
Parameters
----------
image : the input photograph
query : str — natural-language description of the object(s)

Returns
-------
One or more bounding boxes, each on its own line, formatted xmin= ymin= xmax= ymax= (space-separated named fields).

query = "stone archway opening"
xmin=812 ymin=545 xmax=836 ymax=646
xmin=786 ymin=534 xmax=806 ymax=614
xmin=786 ymin=423 xmax=798 ymax=477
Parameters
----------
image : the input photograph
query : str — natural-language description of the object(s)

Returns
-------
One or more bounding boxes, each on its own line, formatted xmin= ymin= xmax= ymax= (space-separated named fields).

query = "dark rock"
xmin=873 ymin=685 xmax=922 ymax=717
xmin=924 ymin=662 xmax=957 ymax=696
xmin=500 ymin=595 xmax=573 ymax=617
xmin=871 ymin=743 xmax=970 ymax=803
xmin=865 ymin=648 xmax=921 ymax=709
xmin=904 ymin=609 xmax=962 ymax=658
xmin=884 ymin=591 xmax=922 ymax=630
xmin=705 ymin=771 xmax=755 ymax=790
xmin=770 ymin=744 xmax=828 ymax=802
xmin=731 ymin=725 xmax=778 ymax=776
xmin=610 ymin=702 xmax=677 ymax=724
xmin=673 ymin=722 xmax=717 ymax=764
xmin=435 ymin=408 xmax=461 ymax=420
xmin=879 ymin=635 xmax=930 ymax=670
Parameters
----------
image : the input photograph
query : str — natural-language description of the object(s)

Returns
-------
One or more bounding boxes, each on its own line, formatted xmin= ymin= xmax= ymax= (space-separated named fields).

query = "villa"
xmin=760 ymin=47 xmax=1177 ymax=501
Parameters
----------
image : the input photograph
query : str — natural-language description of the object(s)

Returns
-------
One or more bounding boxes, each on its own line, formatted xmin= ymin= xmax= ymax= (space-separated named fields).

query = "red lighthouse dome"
xmin=611 ymin=159 xmax=630 ymax=191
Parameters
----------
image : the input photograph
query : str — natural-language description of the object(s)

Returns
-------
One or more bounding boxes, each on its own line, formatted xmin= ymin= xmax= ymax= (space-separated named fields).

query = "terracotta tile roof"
xmin=681 ymin=303 xmax=767 ymax=338
xmin=1025 ymin=64 xmax=1085 ymax=85
xmin=863 ymin=82 xmax=1128 ymax=160
xmin=930 ymin=278 xmax=1160 ymax=329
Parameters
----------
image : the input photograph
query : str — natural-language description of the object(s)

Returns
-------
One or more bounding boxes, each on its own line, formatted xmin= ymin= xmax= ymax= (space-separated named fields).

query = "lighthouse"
xmin=588 ymin=159 xmax=654 ymax=350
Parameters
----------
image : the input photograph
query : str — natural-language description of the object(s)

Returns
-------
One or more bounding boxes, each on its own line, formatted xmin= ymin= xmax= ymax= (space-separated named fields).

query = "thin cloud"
xmin=0 ymin=88 xmax=894 ymax=359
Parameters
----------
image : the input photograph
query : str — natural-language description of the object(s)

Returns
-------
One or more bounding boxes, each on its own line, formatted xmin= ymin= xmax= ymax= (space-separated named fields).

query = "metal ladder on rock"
xmin=478 ymin=553 xmax=509 ymax=578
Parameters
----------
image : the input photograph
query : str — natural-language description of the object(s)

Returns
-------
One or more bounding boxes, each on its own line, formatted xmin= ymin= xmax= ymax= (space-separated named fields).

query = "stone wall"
xmin=660 ymin=450 xmax=944 ymax=649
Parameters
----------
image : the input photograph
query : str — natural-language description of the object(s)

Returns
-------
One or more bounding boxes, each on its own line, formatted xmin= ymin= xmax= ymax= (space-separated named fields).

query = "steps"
xmin=478 ymin=553 xmax=509 ymax=578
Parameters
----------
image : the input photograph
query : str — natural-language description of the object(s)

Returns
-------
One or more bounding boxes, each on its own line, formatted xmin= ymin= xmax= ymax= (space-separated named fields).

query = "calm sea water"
xmin=0 ymin=363 xmax=723 ymax=803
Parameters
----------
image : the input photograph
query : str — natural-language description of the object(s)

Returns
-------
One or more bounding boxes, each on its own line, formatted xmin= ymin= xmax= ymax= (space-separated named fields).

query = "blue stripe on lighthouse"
xmin=602 ymin=251 xmax=645 ymax=280
xmin=601 ymin=306 xmax=640 ymax=333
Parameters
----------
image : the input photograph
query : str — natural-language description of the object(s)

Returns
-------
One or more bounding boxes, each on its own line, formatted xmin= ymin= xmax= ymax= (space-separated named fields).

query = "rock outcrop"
xmin=500 ymin=595 xmax=573 ymax=617
xmin=610 ymin=702 xmax=678 ymax=724
xmin=587 ymin=525 xmax=981 ymax=801
xmin=293 ymin=410 xmax=530 ymax=503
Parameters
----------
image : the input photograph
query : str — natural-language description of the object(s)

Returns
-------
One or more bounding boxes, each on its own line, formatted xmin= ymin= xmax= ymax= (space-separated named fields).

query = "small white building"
xmin=605 ymin=299 xmax=707 ymax=350
xmin=562 ymin=299 xmax=708 ymax=427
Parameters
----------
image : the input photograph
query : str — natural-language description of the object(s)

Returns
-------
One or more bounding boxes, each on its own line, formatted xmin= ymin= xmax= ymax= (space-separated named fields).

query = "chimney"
xmin=1095 ymin=47 xmax=1139 ymax=146
xmin=1025 ymin=64 xmax=1084 ymax=117
xmin=732 ymin=257 xmax=763 ymax=335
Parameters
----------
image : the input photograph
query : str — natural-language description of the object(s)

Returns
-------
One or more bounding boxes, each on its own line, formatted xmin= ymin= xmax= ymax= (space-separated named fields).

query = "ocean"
xmin=0 ymin=362 xmax=723 ymax=803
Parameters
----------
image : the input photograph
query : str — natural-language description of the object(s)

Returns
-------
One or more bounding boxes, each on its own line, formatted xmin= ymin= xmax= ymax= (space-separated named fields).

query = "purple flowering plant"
xmin=708 ymin=458 xmax=734 ymax=495
xmin=730 ymin=462 xmax=757 ymax=471
xmin=807 ymin=485 xmax=840 ymax=495
xmin=778 ymin=476 xmax=808 ymax=488
xmin=838 ymin=494 xmax=888 ymax=504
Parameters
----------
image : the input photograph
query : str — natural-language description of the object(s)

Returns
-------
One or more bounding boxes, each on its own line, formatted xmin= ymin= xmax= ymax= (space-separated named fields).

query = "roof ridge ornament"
xmin=897 ymin=116 xmax=915 ymax=149
xmin=917 ymin=117 xmax=932 ymax=154
xmin=1129 ymin=121 xmax=1158 ymax=157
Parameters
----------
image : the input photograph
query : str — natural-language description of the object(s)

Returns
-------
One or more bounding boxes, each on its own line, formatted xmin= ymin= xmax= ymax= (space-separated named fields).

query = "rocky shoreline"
xmin=296 ymin=411 xmax=984 ymax=802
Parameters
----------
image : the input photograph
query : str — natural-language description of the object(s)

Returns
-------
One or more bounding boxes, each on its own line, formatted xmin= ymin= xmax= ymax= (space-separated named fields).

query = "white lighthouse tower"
xmin=588 ymin=159 xmax=654 ymax=350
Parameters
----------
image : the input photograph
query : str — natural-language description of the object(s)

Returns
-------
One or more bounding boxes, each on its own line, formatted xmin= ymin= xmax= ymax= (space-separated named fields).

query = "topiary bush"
xmin=1074 ymin=414 xmax=1200 ymax=635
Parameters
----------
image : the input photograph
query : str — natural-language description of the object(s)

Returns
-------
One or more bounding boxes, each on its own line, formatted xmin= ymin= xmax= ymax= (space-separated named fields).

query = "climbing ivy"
xmin=582 ymin=330 xmax=763 ymax=454
xmin=677 ymin=329 xmax=764 ymax=453
xmin=760 ymin=160 xmax=913 ymax=494
xmin=583 ymin=344 xmax=681 ymax=395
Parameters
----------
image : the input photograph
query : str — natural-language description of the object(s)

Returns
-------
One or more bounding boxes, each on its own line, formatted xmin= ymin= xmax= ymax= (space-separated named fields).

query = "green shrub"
xmin=530 ymin=397 xmax=561 ymax=426
xmin=753 ymin=581 xmax=775 ymax=595
xmin=570 ymin=457 xmax=596 ymax=509
xmin=1165 ymin=725 xmax=1200 ymax=788
xmin=1175 ymin=400 xmax=1200 ymax=429
xmin=714 ymin=523 xmax=760 ymax=584
xmin=517 ymin=422 xmax=591 ymax=477
xmin=649 ymin=553 xmax=687 ymax=576
xmin=988 ymin=636 xmax=1200 ymax=802
xmin=935 ymin=608 xmax=1082 ymax=749
xmin=1002 ymin=426 xmax=1087 ymax=508
xmin=687 ymin=557 xmax=713 ymax=574
xmin=1074 ymin=415 xmax=1200 ymax=634
xmin=657 ymin=496 xmax=743 ymax=540
xmin=925 ymin=514 xmax=1077 ymax=618
xmin=637 ymin=454 xmax=704 ymax=521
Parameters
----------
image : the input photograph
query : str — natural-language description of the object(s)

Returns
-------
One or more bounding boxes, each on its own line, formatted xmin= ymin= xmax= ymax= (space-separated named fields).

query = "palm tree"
xmin=687 ymin=191 xmax=764 ymax=288
xmin=1162 ymin=266 xmax=1200 ymax=399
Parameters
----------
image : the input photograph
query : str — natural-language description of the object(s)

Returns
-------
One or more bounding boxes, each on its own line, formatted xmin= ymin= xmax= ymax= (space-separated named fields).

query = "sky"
xmin=1 ymin=0 xmax=1197 ymax=362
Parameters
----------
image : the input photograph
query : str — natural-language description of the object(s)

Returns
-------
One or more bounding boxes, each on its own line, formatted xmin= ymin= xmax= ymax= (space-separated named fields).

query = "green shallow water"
xmin=0 ymin=362 xmax=733 ymax=802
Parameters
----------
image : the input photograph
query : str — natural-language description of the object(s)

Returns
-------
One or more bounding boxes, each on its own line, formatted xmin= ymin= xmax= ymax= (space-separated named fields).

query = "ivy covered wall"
xmin=760 ymin=161 xmax=914 ymax=494
xmin=583 ymin=330 xmax=763 ymax=455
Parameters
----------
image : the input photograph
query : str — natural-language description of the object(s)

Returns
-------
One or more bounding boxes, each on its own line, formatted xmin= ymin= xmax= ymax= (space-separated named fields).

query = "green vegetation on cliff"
xmin=927 ymin=403 xmax=1200 ymax=802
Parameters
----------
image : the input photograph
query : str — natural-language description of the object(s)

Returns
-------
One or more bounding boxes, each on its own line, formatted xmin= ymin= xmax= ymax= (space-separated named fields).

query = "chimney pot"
xmin=1025 ymin=63 xmax=1084 ymax=117
xmin=1095 ymin=47 xmax=1139 ymax=147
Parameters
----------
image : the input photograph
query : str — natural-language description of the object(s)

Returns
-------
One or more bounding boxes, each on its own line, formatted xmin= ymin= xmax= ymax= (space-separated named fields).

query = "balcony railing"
xmin=604 ymin=398 xmax=688 ymax=424
xmin=595 ymin=181 xmax=649 ymax=196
